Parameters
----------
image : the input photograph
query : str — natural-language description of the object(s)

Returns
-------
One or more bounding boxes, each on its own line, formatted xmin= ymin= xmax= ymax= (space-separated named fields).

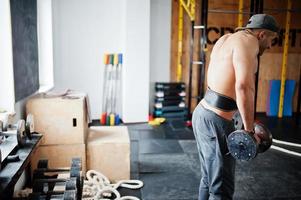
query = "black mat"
xmin=139 ymin=153 xmax=194 ymax=173
xmin=159 ymin=123 xmax=195 ymax=140
xmin=178 ymin=140 xmax=198 ymax=154
xmin=168 ymin=119 xmax=188 ymax=130
xmin=139 ymin=139 xmax=183 ymax=154
xmin=138 ymin=129 xmax=166 ymax=140
xmin=126 ymin=123 xmax=154 ymax=131
xmin=130 ymin=140 xmax=139 ymax=173
xmin=234 ymin=149 xmax=301 ymax=199
xmin=140 ymin=171 xmax=199 ymax=200
xmin=110 ymin=120 xmax=301 ymax=199
xmin=129 ymin=130 xmax=141 ymax=141
xmin=256 ymin=114 xmax=301 ymax=143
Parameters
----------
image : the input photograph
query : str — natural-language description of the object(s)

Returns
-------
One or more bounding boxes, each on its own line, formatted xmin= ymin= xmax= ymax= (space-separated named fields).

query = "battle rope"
xmin=82 ymin=170 xmax=143 ymax=200
xmin=270 ymin=138 xmax=301 ymax=157
xmin=273 ymin=139 xmax=301 ymax=148
xmin=271 ymin=145 xmax=301 ymax=157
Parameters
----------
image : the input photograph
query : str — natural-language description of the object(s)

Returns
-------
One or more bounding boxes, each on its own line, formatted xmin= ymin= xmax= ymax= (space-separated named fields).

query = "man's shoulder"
xmin=231 ymin=31 xmax=258 ymax=48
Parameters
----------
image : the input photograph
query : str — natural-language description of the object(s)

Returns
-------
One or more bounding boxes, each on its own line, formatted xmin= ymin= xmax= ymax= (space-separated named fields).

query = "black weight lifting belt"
xmin=204 ymin=87 xmax=238 ymax=111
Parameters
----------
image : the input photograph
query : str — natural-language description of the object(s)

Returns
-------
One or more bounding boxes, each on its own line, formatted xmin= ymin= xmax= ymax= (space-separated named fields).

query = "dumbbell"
xmin=0 ymin=113 xmax=35 ymax=136
xmin=29 ymin=190 xmax=77 ymax=200
xmin=33 ymin=175 xmax=80 ymax=199
xmin=25 ymin=113 xmax=35 ymax=139
xmin=228 ymin=112 xmax=273 ymax=161
xmin=33 ymin=158 xmax=82 ymax=198
xmin=33 ymin=158 xmax=81 ymax=180
xmin=0 ymin=113 xmax=35 ymax=146
xmin=0 ymin=119 xmax=27 ymax=147
xmin=33 ymin=177 xmax=77 ymax=192
xmin=35 ymin=158 xmax=81 ymax=171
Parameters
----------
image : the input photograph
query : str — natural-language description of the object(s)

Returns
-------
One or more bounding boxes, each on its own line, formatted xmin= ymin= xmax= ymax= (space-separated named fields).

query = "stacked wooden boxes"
xmin=26 ymin=92 xmax=88 ymax=173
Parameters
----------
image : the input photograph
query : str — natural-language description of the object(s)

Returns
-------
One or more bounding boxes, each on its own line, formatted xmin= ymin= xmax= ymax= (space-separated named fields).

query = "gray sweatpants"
xmin=192 ymin=103 xmax=236 ymax=200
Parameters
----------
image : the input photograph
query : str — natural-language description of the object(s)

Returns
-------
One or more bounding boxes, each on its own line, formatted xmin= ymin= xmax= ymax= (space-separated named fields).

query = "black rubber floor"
xmin=91 ymin=115 xmax=301 ymax=200
xmin=256 ymin=113 xmax=301 ymax=143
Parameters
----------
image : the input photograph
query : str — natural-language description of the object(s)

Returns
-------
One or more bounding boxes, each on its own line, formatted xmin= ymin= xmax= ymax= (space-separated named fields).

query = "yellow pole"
xmin=180 ymin=0 xmax=195 ymax=21
xmin=176 ymin=3 xmax=184 ymax=82
xmin=177 ymin=0 xmax=196 ymax=82
xmin=238 ymin=0 xmax=244 ymax=27
xmin=190 ymin=0 xmax=195 ymax=22
xmin=278 ymin=0 xmax=292 ymax=118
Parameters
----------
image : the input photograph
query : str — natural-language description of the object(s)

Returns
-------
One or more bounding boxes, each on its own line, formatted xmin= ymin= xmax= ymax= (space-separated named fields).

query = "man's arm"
xmin=233 ymin=38 xmax=258 ymax=132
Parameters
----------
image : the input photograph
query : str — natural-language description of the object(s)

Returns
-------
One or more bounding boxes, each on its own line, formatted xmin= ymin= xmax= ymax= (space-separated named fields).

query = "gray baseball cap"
xmin=236 ymin=14 xmax=279 ymax=33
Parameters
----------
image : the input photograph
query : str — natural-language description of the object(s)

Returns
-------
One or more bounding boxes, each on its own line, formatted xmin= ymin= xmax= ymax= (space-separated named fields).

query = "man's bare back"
xmin=201 ymin=30 xmax=259 ymax=127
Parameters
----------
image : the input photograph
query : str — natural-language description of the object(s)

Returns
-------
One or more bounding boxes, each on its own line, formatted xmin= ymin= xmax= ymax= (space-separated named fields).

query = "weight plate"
xmin=0 ymin=149 xmax=2 ymax=169
xmin=1 ymin=114 xmax=9 ymax=131
xmin=228 ymin=130 xmax=257 ymax=161
xmin=254 ymin=122 xmax=273 ymax=153
xmin=16 ymin=119 xmax=26 ymax=147
xmin=26 ymin=114 xmax=34 ymax=139
xmin=0 ymin=120 xmax=3 ymax=132
xmin=232 ymin=111 xmax=243 ymax=130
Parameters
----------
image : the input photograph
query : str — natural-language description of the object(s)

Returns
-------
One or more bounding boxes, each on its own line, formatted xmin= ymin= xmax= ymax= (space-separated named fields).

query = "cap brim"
xmin=235 ymin=27 xmax=247 ymax=32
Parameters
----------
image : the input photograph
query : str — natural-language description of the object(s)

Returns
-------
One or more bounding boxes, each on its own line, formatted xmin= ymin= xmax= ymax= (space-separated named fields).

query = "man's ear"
xmin=258 ymin=31 xmax=265 ymax=40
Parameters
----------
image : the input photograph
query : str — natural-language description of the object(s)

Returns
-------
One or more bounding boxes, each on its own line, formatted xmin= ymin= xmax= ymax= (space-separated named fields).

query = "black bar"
xmin=259 ymin=0 xmax=264 ymax=13
xmin=253 ymin=0 xmax=263 ymax=117
xmin=250 ymin=0 xmax=255 ymax=17
xmin=198 ymin=0 xmax=208 ymax=101
xmin=254 ymin=56 xmax=260 ymax=116
xmin=296 ymin=66 xmax=301 ymax=125
xmin=255 ymin=0 xmax=259 ymax=14
xmin=188 ymin=21 xmax=195 ymax=116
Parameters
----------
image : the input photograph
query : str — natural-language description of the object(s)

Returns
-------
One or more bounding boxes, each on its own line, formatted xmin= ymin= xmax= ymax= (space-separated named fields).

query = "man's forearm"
xmin=235 ymin=85 xmax=255 ymax=131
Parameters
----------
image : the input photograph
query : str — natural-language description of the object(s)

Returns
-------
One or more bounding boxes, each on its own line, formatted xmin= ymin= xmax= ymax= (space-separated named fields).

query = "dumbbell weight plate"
xmin=232 ymin=111 xmax=243 ymax=130
xmin=63 ymin=190 xmax=77 ymax=200
xmin=29 ymin=190 xmax=77 ymax=200
xmin=25 ymin=114 xmax=34 ymax=139
xmin=254 ymin=122 xmax=273 ymax=153
xmin=0 ymin=114 xmax=9 ymax=132
xmin=0 ymin=120 xmax=3 ymax=132
xmin=65 ymin=177 xmax=77 ymax=191
xmin=227 ymin=130 xmax=258 ymax=161
xmin=0 ymin=149 xmax=2 ymax=169
xmin=16 ymin=119 xmax=26 ymax=147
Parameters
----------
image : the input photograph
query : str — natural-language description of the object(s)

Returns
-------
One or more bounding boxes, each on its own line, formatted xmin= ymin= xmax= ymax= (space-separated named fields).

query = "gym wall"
xmin=52 ymin=0 xmax=150 ymax=122
xmin=170 ymin=0 xmax=301 ymax=113
xmin=10 ymin=0 xmax=39 ymax=102
xmin=149 ymin=0 xmax=172 ymax=113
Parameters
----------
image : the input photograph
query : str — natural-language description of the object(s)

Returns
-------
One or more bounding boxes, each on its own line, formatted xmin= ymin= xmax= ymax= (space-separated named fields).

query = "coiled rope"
xmin=82 ymin=170 xmax=143 ymax=200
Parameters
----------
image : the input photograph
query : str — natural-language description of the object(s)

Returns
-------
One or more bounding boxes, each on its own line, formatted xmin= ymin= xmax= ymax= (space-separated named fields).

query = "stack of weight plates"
xmin=153 ymin=82 xmax=187 ymax=120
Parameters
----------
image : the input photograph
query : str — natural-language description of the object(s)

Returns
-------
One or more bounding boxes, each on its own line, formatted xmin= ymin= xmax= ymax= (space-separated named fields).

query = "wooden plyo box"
xmin=26 ymin=93 xmax=88 ymax=145
xmin=31 ymin=143 xmax=86 ymax=174
xmin=87 ymin=126 xmax=130 ymax=182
